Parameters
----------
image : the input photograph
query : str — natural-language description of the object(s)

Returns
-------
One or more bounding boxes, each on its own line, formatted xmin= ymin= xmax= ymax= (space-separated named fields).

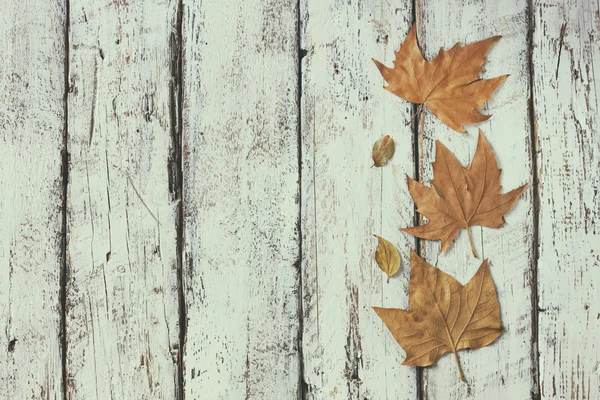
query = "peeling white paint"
xmin=65 ymin=1 xmax=180 ymax=398
xmin=534 ymin=0 xmax=600 ymax=399
xmin=0 ymin=0 xmax=598 ymax=399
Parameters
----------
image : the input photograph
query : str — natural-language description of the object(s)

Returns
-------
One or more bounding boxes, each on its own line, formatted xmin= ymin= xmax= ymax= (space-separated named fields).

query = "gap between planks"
xmin=411 ymin=0 xmax=424 ymax=398
xmin=170 ymin=1 xmax=187 ymax=399
xmin=296 ymin=0 xmax=309 ymax=397
xmin=60 ymin=0 xmax=71 ymax=397
xmin=526 ymin=0 xmax=542 ymax=398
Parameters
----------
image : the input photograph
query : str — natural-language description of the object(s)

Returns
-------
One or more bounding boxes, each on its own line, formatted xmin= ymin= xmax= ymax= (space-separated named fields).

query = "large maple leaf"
xmin=373 ymin=25 xmax=507 ymax=133
xmin=402 ymin=130 xmax=527 ymax=257
xmin=373 ymin=250 xmax=502 ymax=382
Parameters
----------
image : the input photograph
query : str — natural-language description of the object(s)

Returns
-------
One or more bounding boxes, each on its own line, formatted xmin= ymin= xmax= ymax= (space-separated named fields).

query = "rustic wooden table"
xmin=0 ymin=0 xmax=598 ymax=399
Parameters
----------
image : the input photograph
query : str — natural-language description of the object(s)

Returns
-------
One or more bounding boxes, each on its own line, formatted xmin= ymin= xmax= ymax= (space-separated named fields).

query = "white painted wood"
xmin=181 ymin=1 xmax=301 ymax=398
xmin=415 ymin=1 xmax=536 ymax=398
xmin=532 ymin=0 xmax=600 ymax=398
xmin=0 ymin=1 xmax=65 ymax=398
xmin=1 ymin=2 xmax=599 ymax=398
xmin=65 ymin=2 xmax=180 ymax=398
xmin=300 ymin=1 xmax=418 ymax=398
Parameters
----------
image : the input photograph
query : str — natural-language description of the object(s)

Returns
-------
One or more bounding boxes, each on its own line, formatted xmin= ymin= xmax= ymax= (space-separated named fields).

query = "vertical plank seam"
xmin=169 ymin=1 xmax=186 ymax=398
xmin=526 ymin=0 xmax=541 ymax=398
xmin=296 ymin=0 xmax=308 ymax=397
xmin=177 ymin=2 xmax=186 ymax=397
xmin=412 ymin=102 xmax=424 ymax=400
xmin=411 ymin=1 xmax=423 ymax=399
xmin=60 ymin=0 xmax=71 ymax=397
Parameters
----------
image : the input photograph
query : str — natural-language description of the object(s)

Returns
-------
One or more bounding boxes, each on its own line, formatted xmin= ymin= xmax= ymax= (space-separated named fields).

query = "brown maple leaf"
xmin=402 ymin=130 xmax=527 ymax=257
xmin=373 ymin=25 xmax=507 ymax=132
xmin=373 ymin=250 xmax=502 ymax=382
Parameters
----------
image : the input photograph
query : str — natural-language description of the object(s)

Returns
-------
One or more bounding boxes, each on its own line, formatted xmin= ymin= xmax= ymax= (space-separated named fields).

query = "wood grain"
xmin=300 ymin=0 xmax=418 ymax=398
xmin=532 ymin=0 xmax=600 ymax=398
xmin=181 ymin=1 xmax=301 ymax=398
xmin=65 ymin=1 xmax=180 ymax=398
xmin=0 ymin=1 xmax=66 ymax=398
xmin=415 ymin=1 xmax=536 ymax=397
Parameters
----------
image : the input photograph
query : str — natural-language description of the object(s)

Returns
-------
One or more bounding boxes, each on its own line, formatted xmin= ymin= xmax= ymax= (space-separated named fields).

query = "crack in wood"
xmin=88 ymin=57 xmax=99 ymax=147
xmin=126 ymin=174 xmax=160 ymax=224
xmin=555 ymin=22 xmax=568 ymax=80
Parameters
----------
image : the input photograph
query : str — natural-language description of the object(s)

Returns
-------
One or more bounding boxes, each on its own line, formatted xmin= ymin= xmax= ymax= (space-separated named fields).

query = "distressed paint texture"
xmin=65 ymin=1 xmax=180 ymax=398
xmin=415 ymin=1 xmax=536 ymax=398
xmin=300 ymin=0 xmax=418 ymax=398
xmin=181 ymin=0 xmax=301 ymax=398
xmin=0 ymin=1 xmax=66 ymax=398
xmin=532 ymin=0 xmax=600 ymax=398
xmin=0 ymin=1 xmax=599 ymax=399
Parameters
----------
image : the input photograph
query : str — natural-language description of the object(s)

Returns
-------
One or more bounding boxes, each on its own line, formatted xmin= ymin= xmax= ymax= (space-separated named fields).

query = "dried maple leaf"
xmin=402 ymin=130 xmax=527 ymax=257
xmin=373 ymin=25 xmax=507 ymax=132
xmin=374 ymin=235 xmax=401 ymax=282
xmin=373 ymin=250 xmax=502 ymax=382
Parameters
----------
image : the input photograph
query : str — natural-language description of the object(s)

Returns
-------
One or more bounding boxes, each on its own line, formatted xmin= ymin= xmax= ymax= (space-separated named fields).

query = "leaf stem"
xmin=405 ymin=104 xmax=423 ymax=126
xmin=453 ymin=351 xmax=466 ymax=382
xmin=466 ymin=226 xmax=478 ymax=258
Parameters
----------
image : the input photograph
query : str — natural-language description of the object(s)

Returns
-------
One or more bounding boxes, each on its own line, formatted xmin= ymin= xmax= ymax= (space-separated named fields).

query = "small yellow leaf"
xmin=372 ymin=135 xmax=395 ymax=167
xmin=374 ymin=235 xmax=401 ymax=282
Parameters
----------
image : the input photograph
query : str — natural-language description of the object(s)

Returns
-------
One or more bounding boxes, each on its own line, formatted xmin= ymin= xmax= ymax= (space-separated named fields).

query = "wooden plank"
xmin=299 ymin=1 xmax=418 ymax=398
xmin=181 ymin=1 xmax=301 ymax=398
xmin=532 ymin=0 xmax=600 ymax=398
xmin=0 ymin=1 xmax=65 ymax=398
xmin=65 ymin=2 xmax=180 ymax=398
xmin=415 ymin=1 xmax=536 ymax=397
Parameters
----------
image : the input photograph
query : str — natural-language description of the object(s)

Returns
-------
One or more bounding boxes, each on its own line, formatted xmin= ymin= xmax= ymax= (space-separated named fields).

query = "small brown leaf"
xmin=373 ymin=250 xmax=502 ymax=382
xmin=372 ymin=135 xmax=395 ymax=167
xmin=373 ymin=25 xmax=507 ymax=133
xmin=374 ymin=235 xmax=401 ymax=282
xmin=402 ymin=130 xmax=527 ymax=257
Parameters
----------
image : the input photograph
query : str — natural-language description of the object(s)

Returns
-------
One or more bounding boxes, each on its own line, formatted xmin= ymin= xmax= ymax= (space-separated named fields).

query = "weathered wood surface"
xmin=65 ymin=1 xmax=180 ymax=398
xmin=300 ymin=1 xmax=418 ymax=398
xmin=415 ymin=1 xmax=537 ymax=398
xmin=0 ymin=1 xmax=66 ymax=398
xmin=181 ymin=0 xmax=301 ymax=398
xmin=1 ymin=0 xmax=599 ymax=398
xmin=532 ymin=0 xmax=600 ymax=398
